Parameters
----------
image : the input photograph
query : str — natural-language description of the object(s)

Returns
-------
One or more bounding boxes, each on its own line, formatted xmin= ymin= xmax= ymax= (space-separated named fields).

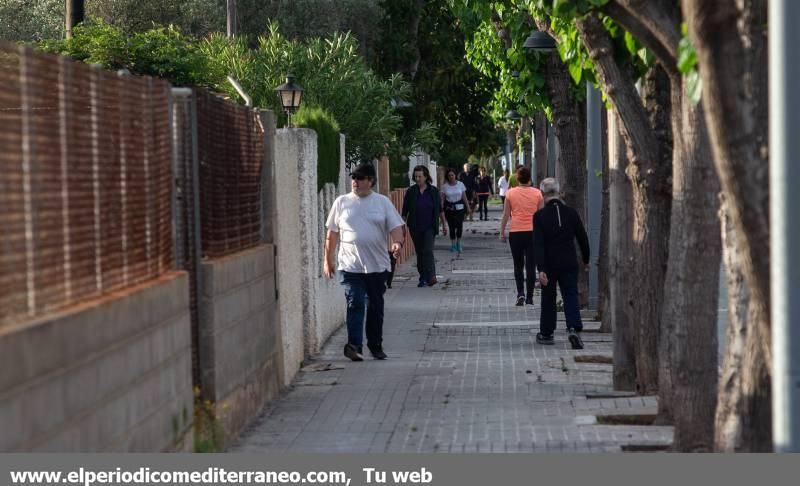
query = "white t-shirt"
xmin=441 ymin=181 xmax=466 ymax=203
xmin=498 ymin=176 xmax=509 ymax=196
xmin=325 ymin=191 xmax=405 ymax=273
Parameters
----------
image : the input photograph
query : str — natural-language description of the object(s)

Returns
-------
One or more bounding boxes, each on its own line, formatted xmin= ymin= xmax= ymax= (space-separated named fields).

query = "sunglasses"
xmin=351 ymin=175 xmax=368 ymax=181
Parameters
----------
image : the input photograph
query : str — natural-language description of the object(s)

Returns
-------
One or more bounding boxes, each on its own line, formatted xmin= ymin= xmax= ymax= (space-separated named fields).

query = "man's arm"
xmin=323 ymin=230 xmax=339 ymax=278
xmin=533 ymin=213 xmax=548 ymax=286
xmin=389 ymin=225 xmax=406 ymax=259
xmin=574 ymin=210 xmax=591 ymax=265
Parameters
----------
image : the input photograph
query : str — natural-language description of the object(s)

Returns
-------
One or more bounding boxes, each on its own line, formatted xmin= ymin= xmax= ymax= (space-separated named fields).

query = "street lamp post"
xmin=523 ymin=28 xmax=602 ymax=310
xmin=274 ymin=74 xmax=304 ymax=128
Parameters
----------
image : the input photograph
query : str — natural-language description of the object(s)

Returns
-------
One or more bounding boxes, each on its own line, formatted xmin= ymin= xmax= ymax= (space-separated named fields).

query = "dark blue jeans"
xmin=539 ymin=268 xmax=583 ymax=336
xmin=339 ymin=271 xmax=389 ymax=349
xmin=410 ymin=227 xmax=435 ymax=282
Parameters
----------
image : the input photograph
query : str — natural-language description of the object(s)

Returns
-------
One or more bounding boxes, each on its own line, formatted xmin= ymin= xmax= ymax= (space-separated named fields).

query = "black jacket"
xmin=533 ymin=199 xmax=590 ymax=273
xmin=458 ymin=167 xmax=480 ymax=193
xmin=477 ymin=175 xmax=494 ymax=194
xmin=402 ymin=184 xmax=442 ymax=235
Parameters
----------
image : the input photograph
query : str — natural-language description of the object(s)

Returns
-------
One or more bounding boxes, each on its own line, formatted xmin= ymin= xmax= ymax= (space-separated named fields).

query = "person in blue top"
xmin=402 ymin=165 xmax=447 ymax=287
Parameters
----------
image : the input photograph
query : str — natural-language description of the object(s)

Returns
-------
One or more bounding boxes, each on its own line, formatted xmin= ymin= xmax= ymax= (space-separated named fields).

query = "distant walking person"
xmin=476 ymin=166 xmax=494 ymax=220
xmin=497 ymin=169 xmax=510 ymax=206
xmin=533 ymin=177 xmax=590 ymax=349
xmin=324 ymin=164 xmax=406 ymax=361
xmin=500 ymin=167 xmax=544 ymax=306
xmin=458 ymin=163 xmax=479 ymax=221
xmin=402 ymin=165 xmax=447 ymax=287
xmin=441 ymin=167 xmax=471 ymax=253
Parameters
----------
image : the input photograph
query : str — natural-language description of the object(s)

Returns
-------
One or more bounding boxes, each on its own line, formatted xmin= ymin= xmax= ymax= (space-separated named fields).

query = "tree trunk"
xmin=682 ymin=0 xmax=771 ymax=451
xmin=533 ymin=112 xmax=548 ymax=185
xmin=637 ymin=64 xmax=673 ymax=403
xmin=574 ymin=96 xmax=589 ymax=308
xmin=65 ymin=0 xmax=85 ymax=38
xmin=715 ymin=195 xmax=772 ymax=451
xmin=608 ymin=110 xmax=636 ymax=390
xmin=661 ymin=73 xmax=721 ymax=452
xmin=598 ymin=104 xmax=611 ymax=331
xmin=545 ymin=54 xmax=585 ymax=227
xmin=601 ymin=0 xmax=723 ymax=449
xmin=576 ymin=14 xmax=669 ymax=395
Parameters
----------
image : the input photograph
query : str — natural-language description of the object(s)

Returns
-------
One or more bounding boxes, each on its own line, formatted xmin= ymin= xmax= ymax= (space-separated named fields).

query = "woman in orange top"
xmin=499 ymin=167 xmax=544 ymax=306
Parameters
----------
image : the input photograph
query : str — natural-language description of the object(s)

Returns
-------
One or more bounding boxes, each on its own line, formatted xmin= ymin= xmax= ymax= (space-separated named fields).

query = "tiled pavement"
xmin=232 ymin=204 xmax=672 ymax=453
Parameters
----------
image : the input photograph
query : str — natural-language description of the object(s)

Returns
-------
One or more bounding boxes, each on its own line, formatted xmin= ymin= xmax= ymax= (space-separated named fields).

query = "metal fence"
xmin=0 ymin=44 xmax=174 ymax=327
xmin=195 ymin=89 xmax=264 ymax=258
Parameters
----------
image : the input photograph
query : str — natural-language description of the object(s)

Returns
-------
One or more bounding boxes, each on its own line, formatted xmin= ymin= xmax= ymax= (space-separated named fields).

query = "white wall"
xmin=408 ymin=150 xmax=438 ymax=187
xmin=274 ymin=129 xmax=347 ymax=384
xmin=274 ymin=129 xmax=315 ymax=383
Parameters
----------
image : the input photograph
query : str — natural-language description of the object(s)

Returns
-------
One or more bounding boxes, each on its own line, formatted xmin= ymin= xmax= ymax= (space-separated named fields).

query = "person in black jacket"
xmin=532 ymin=177 xmax=590 ymax=349
xmin=402 ymin=165 xmax=447 ymax=287
xmin=458 ymin=163 xmax=480 ymax=221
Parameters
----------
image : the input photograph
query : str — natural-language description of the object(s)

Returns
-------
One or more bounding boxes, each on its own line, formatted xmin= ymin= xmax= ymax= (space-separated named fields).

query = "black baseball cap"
xmin=351 ymin=164 xmax=376 ymax=179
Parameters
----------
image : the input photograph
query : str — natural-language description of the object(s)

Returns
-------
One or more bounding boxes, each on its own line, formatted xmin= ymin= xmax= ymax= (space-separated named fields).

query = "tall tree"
xmin=682 ymin=0 xmax=771 ymax=451
xmin=600 ymin=0 xmax=722 ymax=451
xmin=0 ymin=0 xmax=63 ymax=41
xmin=377 ymin=1 xmax=502 ymax=170
xmin=607 ymin=109 xmax=636 ymax=390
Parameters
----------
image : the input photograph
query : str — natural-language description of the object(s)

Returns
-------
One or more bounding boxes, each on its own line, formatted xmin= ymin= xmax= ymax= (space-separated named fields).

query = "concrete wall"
xmin=274 ymin=129 xmax=315 ymax=383
xmin=198 ymin=244 xmax=281 ymax=447
xmin=274 ymin=129 xmax=346 ymax=383
xmin=315 ymin=184 xmax=346 ymax=350
xmin=408 ymin=150 xmax=438 ymax=187
xmin=0 ymin=273 xmax=193 ymax=452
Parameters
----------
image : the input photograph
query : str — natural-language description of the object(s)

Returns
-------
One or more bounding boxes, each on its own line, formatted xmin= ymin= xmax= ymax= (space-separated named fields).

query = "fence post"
xmin=260 ymin=110 xmax=276 ymax=245
xmin=378 ymin=155 xmax=390 ymax=195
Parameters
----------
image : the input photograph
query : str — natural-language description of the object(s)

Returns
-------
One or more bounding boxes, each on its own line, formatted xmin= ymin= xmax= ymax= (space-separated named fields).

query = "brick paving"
xmin=232 ymin=204 xmax=672 ymax=453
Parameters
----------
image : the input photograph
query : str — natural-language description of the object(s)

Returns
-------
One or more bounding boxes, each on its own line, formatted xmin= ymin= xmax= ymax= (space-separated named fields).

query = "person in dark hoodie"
xmin=532 ymin=177 xmax=590 ymax=349
xmin=402 ymin=165 xmax=447 ymax=287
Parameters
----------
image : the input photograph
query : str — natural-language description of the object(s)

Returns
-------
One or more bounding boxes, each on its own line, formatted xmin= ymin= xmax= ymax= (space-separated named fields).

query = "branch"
xmin=575 ymin=13 xmax=659 ymax=171
xmin=490 ymin=9 xmax=513 ymax=48
xmin=603 ymin=0 xmax=679 ymax=74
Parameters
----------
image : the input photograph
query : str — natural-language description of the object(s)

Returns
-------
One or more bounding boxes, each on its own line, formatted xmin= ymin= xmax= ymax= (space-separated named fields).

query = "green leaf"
xmin=677 ymin=36 xmax=697 ymax=74
xmin=686 ymin=69 xmax=702 ymax=105
xmin=568 ymin=61 xmax=583 ymax=84
xmin=623 ymin=31 xmax=638 ymax=56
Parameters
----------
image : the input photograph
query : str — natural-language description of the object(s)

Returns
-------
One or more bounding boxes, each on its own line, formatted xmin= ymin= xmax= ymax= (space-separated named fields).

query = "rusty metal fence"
xmin=0 ymin=44 xmax=174 ymax=327
xmin=195 ymin=89 xmax=264 ymax=258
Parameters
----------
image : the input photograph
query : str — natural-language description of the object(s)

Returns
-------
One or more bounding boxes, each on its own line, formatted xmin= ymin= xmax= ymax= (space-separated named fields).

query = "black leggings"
xmin=478 ymin=195 xmax=489 ymax=219
xmin=445 ymin=209 xmax=465 ymax=239
xmin=508 ymin=231 xmax=535 ymax=297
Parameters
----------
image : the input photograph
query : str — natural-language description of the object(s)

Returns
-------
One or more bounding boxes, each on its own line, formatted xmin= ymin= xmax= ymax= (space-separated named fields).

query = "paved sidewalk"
xmin=232 ymin=204 xmax=672 ymax=453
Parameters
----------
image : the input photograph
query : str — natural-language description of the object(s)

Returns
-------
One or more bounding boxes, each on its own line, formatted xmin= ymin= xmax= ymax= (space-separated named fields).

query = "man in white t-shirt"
xmin=324 ymin=163 xmax=406 ymax=361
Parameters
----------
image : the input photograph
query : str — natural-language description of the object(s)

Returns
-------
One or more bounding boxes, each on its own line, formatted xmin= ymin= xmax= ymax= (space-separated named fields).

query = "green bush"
xmin=292 ymin=105 xmax=340 ymax=191
xmin=38 ymin=17 xmax=218 ymax=87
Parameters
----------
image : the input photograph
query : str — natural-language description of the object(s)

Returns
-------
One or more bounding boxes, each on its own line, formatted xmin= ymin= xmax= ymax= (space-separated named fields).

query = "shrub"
xmin=293 ymin=105 xmax=341 ymax=191
xmin=38 ymin=17 xmax=217 ymax=87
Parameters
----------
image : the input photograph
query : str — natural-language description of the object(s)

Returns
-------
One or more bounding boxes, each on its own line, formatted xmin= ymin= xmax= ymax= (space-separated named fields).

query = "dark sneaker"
xmin=525 ymin=295 xmax=534 ymax=306
xmin=417 ymin=280 xmax=426 ymax=288
xmin=369 ymin=346 xmax=387 ymax=360
xmin=515 ymin=295 xmax=525 ymax=306
xmin=536 ymin=333 xmax=555 ymax=345
xmin=344 ymin=343 xmax=364 ymax=361
xmin=427 ymin=277 xmax=438 ymax=286
xmin=568 ymin=329 xmax=584 ymax=350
